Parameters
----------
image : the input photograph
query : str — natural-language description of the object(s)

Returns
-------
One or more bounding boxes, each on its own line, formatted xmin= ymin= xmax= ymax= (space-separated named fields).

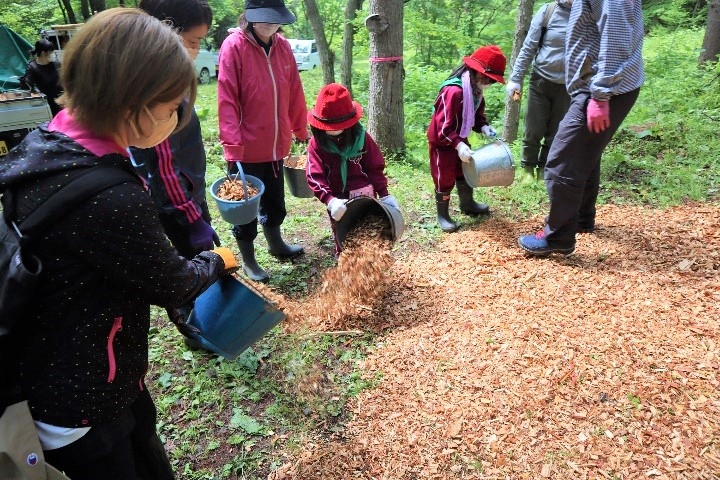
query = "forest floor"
xmin=263 ymin=203 xmax=720 ymax=479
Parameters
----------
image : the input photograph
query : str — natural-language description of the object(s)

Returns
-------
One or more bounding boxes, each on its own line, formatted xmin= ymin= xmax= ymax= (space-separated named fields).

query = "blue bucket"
xmin=185 ymin=276 xmax=286 ymax=359
xmin=210 ymin=163 xmax=265 ymax=225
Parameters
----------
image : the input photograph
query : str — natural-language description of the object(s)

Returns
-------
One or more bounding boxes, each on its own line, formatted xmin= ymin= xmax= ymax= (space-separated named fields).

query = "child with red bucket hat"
xmin=306 ymin=83 xmax=400 ymax=255
xmin=427 ymin=44 xmax=507 ymax=233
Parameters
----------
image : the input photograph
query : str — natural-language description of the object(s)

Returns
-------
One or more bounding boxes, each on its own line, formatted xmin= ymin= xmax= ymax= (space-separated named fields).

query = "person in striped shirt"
xmin=518 ymin=0 xmax=644 ymax=256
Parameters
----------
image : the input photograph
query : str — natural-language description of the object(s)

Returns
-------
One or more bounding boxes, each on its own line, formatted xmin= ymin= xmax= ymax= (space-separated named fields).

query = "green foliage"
xmin=642 ymin=0 xmax=709 ymax=30
xmin=404 ymin=0 xmax=514 ymax=68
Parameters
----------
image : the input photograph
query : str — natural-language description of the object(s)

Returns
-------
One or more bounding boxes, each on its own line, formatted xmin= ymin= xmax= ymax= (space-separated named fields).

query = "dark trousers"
xmin=229 ymin=160 xmax=287 ymax=242
xmin=522 ymin=72 xmax=571 ymax=168
xmin=43 ymin=387 xmax=174 ymax=480
xmin=544 ymin=89 xmax=640 ymax=245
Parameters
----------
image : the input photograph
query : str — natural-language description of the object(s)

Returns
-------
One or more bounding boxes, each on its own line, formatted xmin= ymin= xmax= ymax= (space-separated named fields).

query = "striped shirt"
xmin=565 ymin=0 xmax=645 ymax=100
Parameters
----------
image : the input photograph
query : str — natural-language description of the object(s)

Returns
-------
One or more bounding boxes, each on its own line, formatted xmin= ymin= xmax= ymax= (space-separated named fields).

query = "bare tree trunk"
xmin=303 ymin=0 xmax=335 ymax=84
xmin=366 ymin=0 xmax=404 ymax=152
xmin=503 ymin=0 xmax=535 ymax=143
xmin=89 ymin=0 xmax=106 ymax=13
xmin=699 ymin=0 xmax=720 ymax=63
xmin=80 ymin=0 xmax=91 ymax=20
xmin=341 ymin=0 xmax=363 ymax=96
xmin=57 ymin=0 xmax=78 ymax=23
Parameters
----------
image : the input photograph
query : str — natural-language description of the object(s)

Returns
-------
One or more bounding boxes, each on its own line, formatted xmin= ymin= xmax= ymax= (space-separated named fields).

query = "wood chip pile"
xmin=269 ymin=204 xmax=720 ymax=479
xmin=285 ymin=154 xmax=308 ymax=170
xmin=216 ymin=178 xmax=260 ymax=201
xmin=254 ymin=215 xmax=394 ymax=329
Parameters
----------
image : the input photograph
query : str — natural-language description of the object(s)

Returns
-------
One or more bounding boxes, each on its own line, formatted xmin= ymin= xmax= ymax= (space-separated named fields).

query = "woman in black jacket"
xmin=0 ymin=8 xmax=237 ymax=480
xmin=22 ymin=38 xmax=63 ymax=116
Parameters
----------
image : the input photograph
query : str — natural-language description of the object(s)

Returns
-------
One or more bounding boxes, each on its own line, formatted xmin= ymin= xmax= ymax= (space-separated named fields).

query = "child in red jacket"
xmin=306 ymin=83 xmax=400 ymax=255
xmin=427 ymin=45 xmax=507 ymax=233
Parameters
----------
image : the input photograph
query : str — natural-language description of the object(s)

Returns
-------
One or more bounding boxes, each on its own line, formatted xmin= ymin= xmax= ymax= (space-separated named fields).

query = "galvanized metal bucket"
xmin=334 ymin=195 xmax=404 ymax=247
xmin=283 ymin=155 xmax=314 ymax=198
xmin=462 ymin=140 xmax=515 ymax=188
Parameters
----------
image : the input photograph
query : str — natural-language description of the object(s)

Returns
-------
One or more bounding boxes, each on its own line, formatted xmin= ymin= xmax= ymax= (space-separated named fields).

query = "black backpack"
xmin=0 ymin=166 xmax=138 ymax=333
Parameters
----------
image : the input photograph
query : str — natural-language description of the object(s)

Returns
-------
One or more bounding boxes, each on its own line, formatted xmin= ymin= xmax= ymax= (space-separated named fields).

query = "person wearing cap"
xmin=427 ymin=45 xmax=507 ymax=233
xmin=518 ymin=0 xmax=644 ymax=256
xmin=22 ymin=38 xmax=63 ymax=116
xmin=306 ymin=83 xmax=399 ymax=255
xmin=217 ymin=0 xmax=310 ymax=282
xmin=506 ymin=0 xmax=572 ymax=183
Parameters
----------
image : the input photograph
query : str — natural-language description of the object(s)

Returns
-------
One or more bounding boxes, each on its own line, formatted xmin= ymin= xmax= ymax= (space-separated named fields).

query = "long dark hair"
xmin=446 ymin=63 xmax=483 ymax=97
xmin=310 ymin=123 xmax=363 ymax=153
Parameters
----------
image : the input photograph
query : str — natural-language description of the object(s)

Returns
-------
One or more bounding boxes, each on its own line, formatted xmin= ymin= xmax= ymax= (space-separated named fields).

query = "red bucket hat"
xmin=308 ymin=83 xmax=363 ymax=131
xmin=463 ymin=45 xmax=507 ymax=84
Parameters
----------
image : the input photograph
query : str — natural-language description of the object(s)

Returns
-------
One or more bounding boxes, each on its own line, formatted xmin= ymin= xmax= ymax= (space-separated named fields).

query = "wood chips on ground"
xmin=268 ymin=203 xmax=720 ymax=480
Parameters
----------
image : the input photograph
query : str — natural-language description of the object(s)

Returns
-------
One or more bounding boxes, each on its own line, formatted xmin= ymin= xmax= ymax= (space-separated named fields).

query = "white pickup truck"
xmin=0 ymin=90 xmax=52 ymax=157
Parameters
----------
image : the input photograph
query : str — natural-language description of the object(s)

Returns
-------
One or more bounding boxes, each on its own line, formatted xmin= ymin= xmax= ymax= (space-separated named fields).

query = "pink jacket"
xmin=218 ymin=30 xmax=309 ymax=163
xmin=427 ymin=85 xmax=488 ymax=150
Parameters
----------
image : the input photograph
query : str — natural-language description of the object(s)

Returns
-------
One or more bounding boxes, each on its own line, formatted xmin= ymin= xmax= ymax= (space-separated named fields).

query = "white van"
xmin=288 ymin=39 xmax=320 ymax=71
xmin=194 ymin=48 xmax=217 ymax=84
xmin=41 ymin=24 xmax=83 ymax=63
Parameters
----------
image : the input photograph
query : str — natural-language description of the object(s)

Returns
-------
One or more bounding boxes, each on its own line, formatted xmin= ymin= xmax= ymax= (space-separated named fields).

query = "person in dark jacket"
xmin=130 ymin=0 xmax=219 ymax=349
xmin=218 ymin=0 xmax=310 ymax=282
xmin=0 ymin=9 xmax=237 ymax=480
xmin=22 ymin=38 xmax=63 ymax=116
xmin=427 ymin=45 xmax=507 ymax=233
xmin=305 ymin=83 xmax=400 ymax=255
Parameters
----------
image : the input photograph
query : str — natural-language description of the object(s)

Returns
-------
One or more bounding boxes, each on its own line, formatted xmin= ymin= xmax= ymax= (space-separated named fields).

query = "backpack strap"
xmin=539 ymin=2 xmax=557 ymax=47
xmin=16 ymin=166 xmax=138 ymax=240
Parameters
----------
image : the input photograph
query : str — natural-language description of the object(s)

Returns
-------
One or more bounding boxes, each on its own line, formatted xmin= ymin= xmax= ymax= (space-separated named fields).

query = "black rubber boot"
xmin=456 ymin=178 xmax=490 ymax=215
xmin=262 ymin=225 xmax=304 ymax=258
xmin=435 ymin=191 xmax=460 ymax=233
xmin=237 ymin=240 xmax=269 ymax=282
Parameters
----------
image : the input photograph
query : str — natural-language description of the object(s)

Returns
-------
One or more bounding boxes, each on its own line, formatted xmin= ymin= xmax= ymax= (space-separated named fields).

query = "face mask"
xmin=253 ymin=23 xmax=280 ymax=39
xmin=130 ymin=106 xmax=178 ymax=148
xmin=326 ymin=130 xmax=344 ymax=136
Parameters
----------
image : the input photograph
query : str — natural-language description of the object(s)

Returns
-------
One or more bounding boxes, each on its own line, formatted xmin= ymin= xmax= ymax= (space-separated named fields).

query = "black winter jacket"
xmin=0 ymin=123 xmax=224 ymax=427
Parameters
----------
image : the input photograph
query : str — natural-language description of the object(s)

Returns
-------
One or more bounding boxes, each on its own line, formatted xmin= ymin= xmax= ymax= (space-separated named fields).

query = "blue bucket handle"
xmin=233 ymin=161 xmax=250 ymax=201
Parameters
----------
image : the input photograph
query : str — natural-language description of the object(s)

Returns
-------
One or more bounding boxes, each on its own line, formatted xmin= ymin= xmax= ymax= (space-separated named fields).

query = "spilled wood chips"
xmin=268 ymin=203 xmax=720 ymax=480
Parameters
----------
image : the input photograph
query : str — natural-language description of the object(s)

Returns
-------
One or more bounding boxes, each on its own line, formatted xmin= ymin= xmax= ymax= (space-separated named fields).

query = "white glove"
xmin=327 ymin=198 xmax=348 ymax=221
xmin=456 ymin=141 xmax=473 ymax=163
xmin=481 ymin=125 xmax=497 ymax=138
xmin=380 ymin=194 xmax=400 ymax=210
xmin=506 ymin=81 xmax=522 ymax=98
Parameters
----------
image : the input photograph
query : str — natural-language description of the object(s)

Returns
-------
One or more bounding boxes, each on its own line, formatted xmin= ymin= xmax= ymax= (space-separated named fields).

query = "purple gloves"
xmin=188 ymin=218 xmax=221 ymax=251
xmin=587 ymin=99 xmax=610 ymax=133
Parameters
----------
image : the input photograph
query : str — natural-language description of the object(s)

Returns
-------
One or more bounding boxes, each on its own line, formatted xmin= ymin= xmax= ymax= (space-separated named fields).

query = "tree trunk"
xmin=341 ymin=0 xmax=363 ymax=96
xmin=699 ymin=0 xmax=720 ymax=63
xmin=503 ymin=0 xmax=535 ymax=144
xmin=366 ymin=0 xmax=404 ymax=152
xmin=303 ymin=0 xmax=335 ymax=84
xmin=80 ymin=0 xmax=91 ymax=20
xmin=89 ymin=0 xmax=106 ymax=14
xmin=57 ymin=0 xmax=77 ymax=23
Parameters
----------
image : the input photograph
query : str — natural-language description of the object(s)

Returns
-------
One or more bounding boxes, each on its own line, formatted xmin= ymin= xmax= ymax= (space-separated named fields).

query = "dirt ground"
xmin=269 ymin=203 xmax=720 ymax=479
